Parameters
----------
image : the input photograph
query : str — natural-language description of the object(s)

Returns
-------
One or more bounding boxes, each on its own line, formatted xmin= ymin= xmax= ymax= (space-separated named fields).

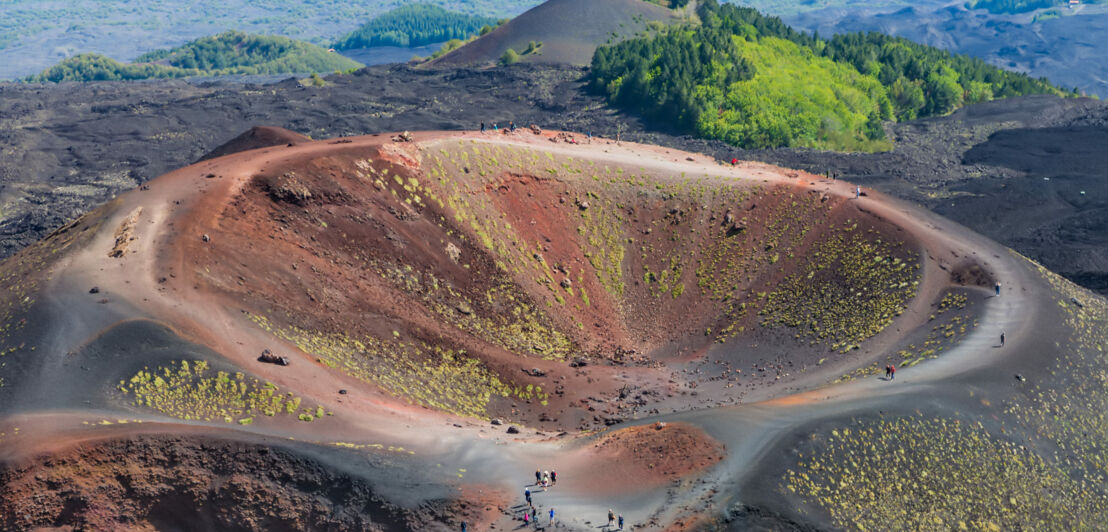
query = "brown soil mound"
xmin=0 ymin=435 xmax=476 ymax=531
xmin=566 ymin=422 xmax=725 ymax=494
xmin=198 ymin=126 xmax=311 ymax=162
xmin=430 ymin=0 xmax=681 ymax=67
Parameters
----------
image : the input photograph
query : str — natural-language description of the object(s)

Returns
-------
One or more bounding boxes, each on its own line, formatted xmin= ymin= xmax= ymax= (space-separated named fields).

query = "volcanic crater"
xmin=2 ymin=128 xmax=1070 ymax=530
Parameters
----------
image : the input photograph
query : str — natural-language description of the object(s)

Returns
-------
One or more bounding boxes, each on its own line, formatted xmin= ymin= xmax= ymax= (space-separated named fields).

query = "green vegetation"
xmin=27 ymin=31 xmax=361 ymax=82
xmin=252 ymin=315 xmax=548 ymax=419
xmin=836 ymin=290 xmax=977 ymax=382
xmin=590 ymin=0 xmax=1064 ymax=151
xmin=25 ymin=53 xmax=182 ymax=82
xmin=333 ymin=4 xmax=498 ymax=50
xmin=432 ymin=40 xmax=465 ymax=60
xmin=135 ymin=31 xmax=360 ymax=73
xmin=784 ymin=415 xmax=1104 ymax=530
xmin=500 ymin=49 xmax=522 ymax=65
xmin=706 ymin=35 xmax=891 ymax=151
xmin=499 ymin=40 xmax=543 ymax=66
xmin=118 ymin=360 xmax=323 ymax=423
xmin=785 ymin=261 xmax=1108 ymax=529
xmin=379 ymin=265 xmax=574 ymax=360
xmin=820 ymin=31 xmax=1060 ymax=119
xmin=760 ymin=222 xmax=918 ymax=351
xmin=576 ymin=198 xmax=627 ymax=298
xmin=1010 ymin=258 xmax=1108 ymax=493
xmin=0 ymin=1 xmax=533 ymax=54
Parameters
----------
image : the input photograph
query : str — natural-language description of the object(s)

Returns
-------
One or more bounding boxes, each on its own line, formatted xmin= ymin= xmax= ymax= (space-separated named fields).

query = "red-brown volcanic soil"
xmin=564 ymin=422 xmax=725 ymax=495
xmin=0 ymin=434 xmax=501 ymax=531
xmin=0 ymin=128 xmax=1043 ymax=530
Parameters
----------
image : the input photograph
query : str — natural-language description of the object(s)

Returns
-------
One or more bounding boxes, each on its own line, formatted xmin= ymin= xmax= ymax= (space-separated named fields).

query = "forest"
xmin=25 ymin=53 xmax=183 ymax=82
xmin=590 ymin=0 xmax=1065 ymax=151
xmin=334 ymin=4 xmax=500 ymax=49
xmin=27 ymin=32 xmax=361 ymax=82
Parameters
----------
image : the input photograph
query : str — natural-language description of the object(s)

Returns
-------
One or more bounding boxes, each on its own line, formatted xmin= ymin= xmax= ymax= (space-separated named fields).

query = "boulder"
xmin=258 ymin=349 xmax=290 ymax=366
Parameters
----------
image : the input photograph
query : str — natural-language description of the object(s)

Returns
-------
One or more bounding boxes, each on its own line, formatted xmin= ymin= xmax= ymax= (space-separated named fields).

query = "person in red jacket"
xmin=889 ymin=365 xmax=896 ymax=380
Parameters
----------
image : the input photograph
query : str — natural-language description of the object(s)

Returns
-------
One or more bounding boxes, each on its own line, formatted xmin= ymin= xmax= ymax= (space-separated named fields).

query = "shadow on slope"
xmin=198 ymin=126 xmax=311 ymax=162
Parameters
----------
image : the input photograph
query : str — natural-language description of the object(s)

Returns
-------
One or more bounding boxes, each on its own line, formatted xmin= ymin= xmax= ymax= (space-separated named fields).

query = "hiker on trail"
xmin=525 ymin=487 xmax=532 ymax=504
xmin=480 ymin=122 xmax=485 ymax=132
xmin=536 ymin=469 xmax=542 ymax=485
xmin=1001 ymin=332 xmax=1006 ymax=346
xmin=885 ymin=365 xmax=892 ymax=379
xmin=542 ymin=470 xmax=550 ymax=487
xmin=462 ymin=521 xmax=467 ymax=532
xmin=995 ymin=281 xmax=1002 ymax=296
xmin=551 ymin=470 xmax=557 ymax=484
xmin=493 ymin=123 xmax=498 ymax=132
xmin=524 ymin=511 xmax=530 ymax=525
xmin=609 ymin=509 xmax=616 ymax=527
xmin=855 ymin=186 xmax=862 ymax=198
xmin=549 ymin=508 xmax=555 ymax=525
xmin=510 ymin=121 xmax=516 ymax=132
xmin=731 ymin=158 xmax=738 ymax=166
xmin=587 ymin=131 xmax=592 ymax=143
xmin=889 ymin=364 xmax=896 ymax=380
xmin=619 ymin=514 xmax=624 ymax=530
xmin=531 ymin=507 xmax=538 ymax=526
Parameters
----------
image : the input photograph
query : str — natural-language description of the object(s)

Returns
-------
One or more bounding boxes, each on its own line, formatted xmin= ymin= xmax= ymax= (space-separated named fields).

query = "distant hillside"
xmin=591 ymin=0 xmax=1067 ymax=151
xmin=431 ymin=0 xmax=684 ymax=67
xmin=334 ymin=4 xmax=500 ymax=49
xmin=787 ymin=3 xmax=1108 ymax=97
xmin=134 ymin=32 xmax=362 ymax=73
xmin=24 ymin=53 xmax=183 ymax=83
xmin=0 ymin=0 xmax=543 ymax=81
xmin=966 ymin=0 xmax=1105 ymax=14
xmin=27 ymin=32 xmax=362 ymax=82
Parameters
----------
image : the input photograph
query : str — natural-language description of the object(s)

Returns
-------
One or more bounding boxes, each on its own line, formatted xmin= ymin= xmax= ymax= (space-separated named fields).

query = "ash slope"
xmin=2 ymin=131 xmax=1099 ymax=530
xmin=429 ymin=0 xmax=682 ymax=67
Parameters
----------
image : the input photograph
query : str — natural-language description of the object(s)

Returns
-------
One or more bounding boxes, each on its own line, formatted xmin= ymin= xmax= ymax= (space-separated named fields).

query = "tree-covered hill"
xmin=27 ymin=32 xmax=362 ymax=82
xmin=334 ymin=4 xmax=500 ymax=50
xmin=23 ymin=54 xmax=183 ymax=83
xmin=590 ymin=0 xmax=1066 ymax=151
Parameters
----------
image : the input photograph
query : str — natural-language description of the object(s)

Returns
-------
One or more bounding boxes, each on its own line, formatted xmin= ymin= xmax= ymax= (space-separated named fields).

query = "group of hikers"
xmin=520 ymin=469 xmax=558 ymax=527
xmin=607 ymin=509 xmax=625 ymax=530
xmin=514 ymin=469 xmax=629 ymax=530
xmin=518 ymin=504 xmax=556 ymax=527
xmin=535 ymin=468 xmax=556 ymax=488
xmin=480 ymin=121 xmax=517 ymax=133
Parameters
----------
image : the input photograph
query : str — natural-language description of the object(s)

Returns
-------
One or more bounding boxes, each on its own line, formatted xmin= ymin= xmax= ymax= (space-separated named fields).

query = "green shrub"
xmin=500 ymin=49 xmax=521 ymax=66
